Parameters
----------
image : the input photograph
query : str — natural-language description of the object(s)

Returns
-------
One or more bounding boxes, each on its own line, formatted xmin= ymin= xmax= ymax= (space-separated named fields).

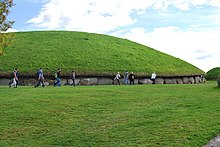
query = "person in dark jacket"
xmin=54 ymin=68 xmax=61 ymax=87
xmin=129 ymin=72 xmax=135 ymax=85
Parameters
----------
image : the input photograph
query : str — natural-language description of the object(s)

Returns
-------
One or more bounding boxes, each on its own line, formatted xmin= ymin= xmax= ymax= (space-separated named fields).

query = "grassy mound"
xmin=0 ymin=31 xmax=204 ymax=77
xmin=206 ymin=67 xmax=220 ymax=80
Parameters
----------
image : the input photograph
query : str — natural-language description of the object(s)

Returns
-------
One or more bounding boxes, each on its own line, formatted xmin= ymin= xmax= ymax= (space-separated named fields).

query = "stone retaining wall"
xmin=0 ymin=76 xmax=206 ymax=86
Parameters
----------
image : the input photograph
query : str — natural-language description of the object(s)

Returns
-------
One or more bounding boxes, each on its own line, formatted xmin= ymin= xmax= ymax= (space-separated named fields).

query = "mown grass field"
xmin=0 ymin=82 xmax=220 ymax=146
xmin=0 ymin=31 xmax=204 ymax=77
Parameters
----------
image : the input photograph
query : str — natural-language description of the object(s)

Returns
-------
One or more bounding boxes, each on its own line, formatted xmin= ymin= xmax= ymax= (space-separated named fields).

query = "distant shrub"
xmin=206 ymin=67 xmax=220 ymax=80
xmin=217 ymin=75 xmax=220 ymax=88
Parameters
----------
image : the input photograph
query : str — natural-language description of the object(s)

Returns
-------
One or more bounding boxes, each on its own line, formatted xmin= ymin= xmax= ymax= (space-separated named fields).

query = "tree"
xmin=0 ymin=0 xmax=15 ymax=56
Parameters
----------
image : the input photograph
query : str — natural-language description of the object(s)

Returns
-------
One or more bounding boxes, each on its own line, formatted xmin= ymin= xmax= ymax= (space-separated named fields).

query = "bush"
xmin=206 ymin=67 xmax=220 ymax=80
xmin=217 ymin=75 xmax=220 ymax=88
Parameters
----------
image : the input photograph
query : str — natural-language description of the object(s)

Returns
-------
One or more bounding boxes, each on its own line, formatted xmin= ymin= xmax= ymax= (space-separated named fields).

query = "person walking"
xmin=124 ymin=70 xmax=129 ymax=85
xmin=54 ymin=68 xmax=61 ymax=87
xmin=15 ymin=69 xmax=19 ymax=87
xmin=129 ymin=72 xmax=135 ymax=85
xmin=151 ymin=72 xmax=157 ymax=84
xmin=70 ymin=71 xmax=76 ymax=86
xmin=9 ymin=68 xmax=18 ymax=88
xmin=114 ymin=72 xmax=121 ymax=85
xmin=35 ymin=68 xmax=45 ymax=88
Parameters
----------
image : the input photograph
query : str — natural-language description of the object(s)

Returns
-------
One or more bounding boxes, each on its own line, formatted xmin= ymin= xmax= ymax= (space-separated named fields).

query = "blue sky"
xmin=8 ymin=0 xmax=220 ymax=72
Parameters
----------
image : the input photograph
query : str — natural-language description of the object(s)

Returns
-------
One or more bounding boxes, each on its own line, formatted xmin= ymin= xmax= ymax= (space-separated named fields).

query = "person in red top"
xmin=9 ymin=68 xmax=18 ymax=88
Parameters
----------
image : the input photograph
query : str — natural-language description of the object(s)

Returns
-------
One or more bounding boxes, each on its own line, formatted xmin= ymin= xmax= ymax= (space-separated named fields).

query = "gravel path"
xmin=204 ymin=135 xmax=220 ymax=147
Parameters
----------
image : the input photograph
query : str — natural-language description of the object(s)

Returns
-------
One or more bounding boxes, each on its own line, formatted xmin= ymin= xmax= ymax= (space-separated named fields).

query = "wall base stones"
xmin=164 ymin=78 xmax=177 ymax=84
xmin=176 ymin=78 xmax=183 ymax=84
xmin=79 ymin=78 xmax=98 ymax=86
xmin=138 ymin=79 xmax=153 ymax=84
xmin=155 ymin=78 xmax=164 ymax=84
xmin=0 ymin=76 xmax=205 ymax=86
xmin=98 ymin=78 xmax=114 ymax=85
xmin=0 ymin=78 xmax=10 ymax=86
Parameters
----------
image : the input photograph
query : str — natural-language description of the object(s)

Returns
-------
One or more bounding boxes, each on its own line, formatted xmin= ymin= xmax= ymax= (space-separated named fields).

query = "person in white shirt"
xmin=71 ymin=71 xmax=76 ymax=86
xmin=114 ymin=72 xmax=121 ymax=85
xmin=151 ymin=72 xmax=156 ymax=84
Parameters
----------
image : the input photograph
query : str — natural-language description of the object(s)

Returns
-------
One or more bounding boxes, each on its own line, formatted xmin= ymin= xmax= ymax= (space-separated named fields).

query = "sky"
xmin=7 ymin=0 xmax=220 ymax=72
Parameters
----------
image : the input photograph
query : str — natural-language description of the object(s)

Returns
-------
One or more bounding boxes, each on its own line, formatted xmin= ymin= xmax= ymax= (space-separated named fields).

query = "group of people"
xmin=114 ymin=70 xmax=157 ymax=85
xmin=8 ymin=68 xmax=157 ymax=88
xmin=34 ymin=68 xmax=76 ymax=88
xmin=114 ymin=70 xmax=135 ymax=85
xmin=8 ymin=68 xmax=76 ymax=88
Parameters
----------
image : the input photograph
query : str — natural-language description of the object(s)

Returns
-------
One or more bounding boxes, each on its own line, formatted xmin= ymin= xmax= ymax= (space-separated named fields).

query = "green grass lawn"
xmin=0 ymin=82 xmax=220 ymax=146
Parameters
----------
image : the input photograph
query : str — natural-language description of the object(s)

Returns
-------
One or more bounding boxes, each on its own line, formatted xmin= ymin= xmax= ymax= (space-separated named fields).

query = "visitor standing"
xmin=129 ymin=72 xmax=135 ymax=85
xmin=114 ymin=72 xmax=121 ymax=85
xmin=35 ymin=68 xmax=45 ymax=87
xmin=124 ymin=70 xmax=129 ymax=85
xmin=9 ymin=68 xmax=18 ymax=88
xmin=15 ymin=69 xmax=19 ymax=87
xmin=151 ymin=72 xmax=157 ymax=84
xmin=70 ymin=71 xmax=76 ymax=86
xmin=54 ymin=68 xmax=61 ymax=87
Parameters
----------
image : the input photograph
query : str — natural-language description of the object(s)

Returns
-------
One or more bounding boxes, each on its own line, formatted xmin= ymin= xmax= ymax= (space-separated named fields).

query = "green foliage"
xmin=0 ymin=82 xmax=220 ymax=146
xmin=206 ymin=67 xmax=220 ymax=80
xmin=0 ymin=0 xmax=15 ymax=56
xmin=217 ymin=75 xmax=220 ymax=88
xmin=0 ymin=31 xmax=204 ymax=76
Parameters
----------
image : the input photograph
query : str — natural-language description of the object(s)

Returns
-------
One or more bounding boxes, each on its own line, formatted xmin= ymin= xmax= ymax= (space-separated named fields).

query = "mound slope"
xmin=0 ymin=31 xmax=204 ymax=77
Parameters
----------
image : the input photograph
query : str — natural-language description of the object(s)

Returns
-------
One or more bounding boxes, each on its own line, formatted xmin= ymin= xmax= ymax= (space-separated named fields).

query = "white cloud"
xmin=28 ymin=0 xmax=50 ymax=4
xmin=209 ymin=0 xmax=220 ymax=7
xmin=118 ymin=26 xmax=220 ymax=72
xmin=28 ymin=0 xmax=152 ymax=33
xmin=27 ymin=0 xmax=220 ymax=33
xmin=191 ymin=0 xmax=208 ymax=6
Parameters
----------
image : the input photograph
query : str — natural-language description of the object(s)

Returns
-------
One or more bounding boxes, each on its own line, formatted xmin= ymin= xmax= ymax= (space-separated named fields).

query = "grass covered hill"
xmin=206 ymin=67 xmax=220 ymax=80
xmin=0 ymin=31 xmax=204 ymax=77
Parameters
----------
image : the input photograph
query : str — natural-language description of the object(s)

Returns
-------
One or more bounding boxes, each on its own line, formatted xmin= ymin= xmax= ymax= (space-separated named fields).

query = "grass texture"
xmin=0 ymin=82 xmax=220 ymax=146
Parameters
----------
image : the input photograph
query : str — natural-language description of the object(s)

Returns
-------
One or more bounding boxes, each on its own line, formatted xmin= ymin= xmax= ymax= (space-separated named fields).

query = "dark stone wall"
xmin=1 ymin=76 xmax=206 ymax=86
